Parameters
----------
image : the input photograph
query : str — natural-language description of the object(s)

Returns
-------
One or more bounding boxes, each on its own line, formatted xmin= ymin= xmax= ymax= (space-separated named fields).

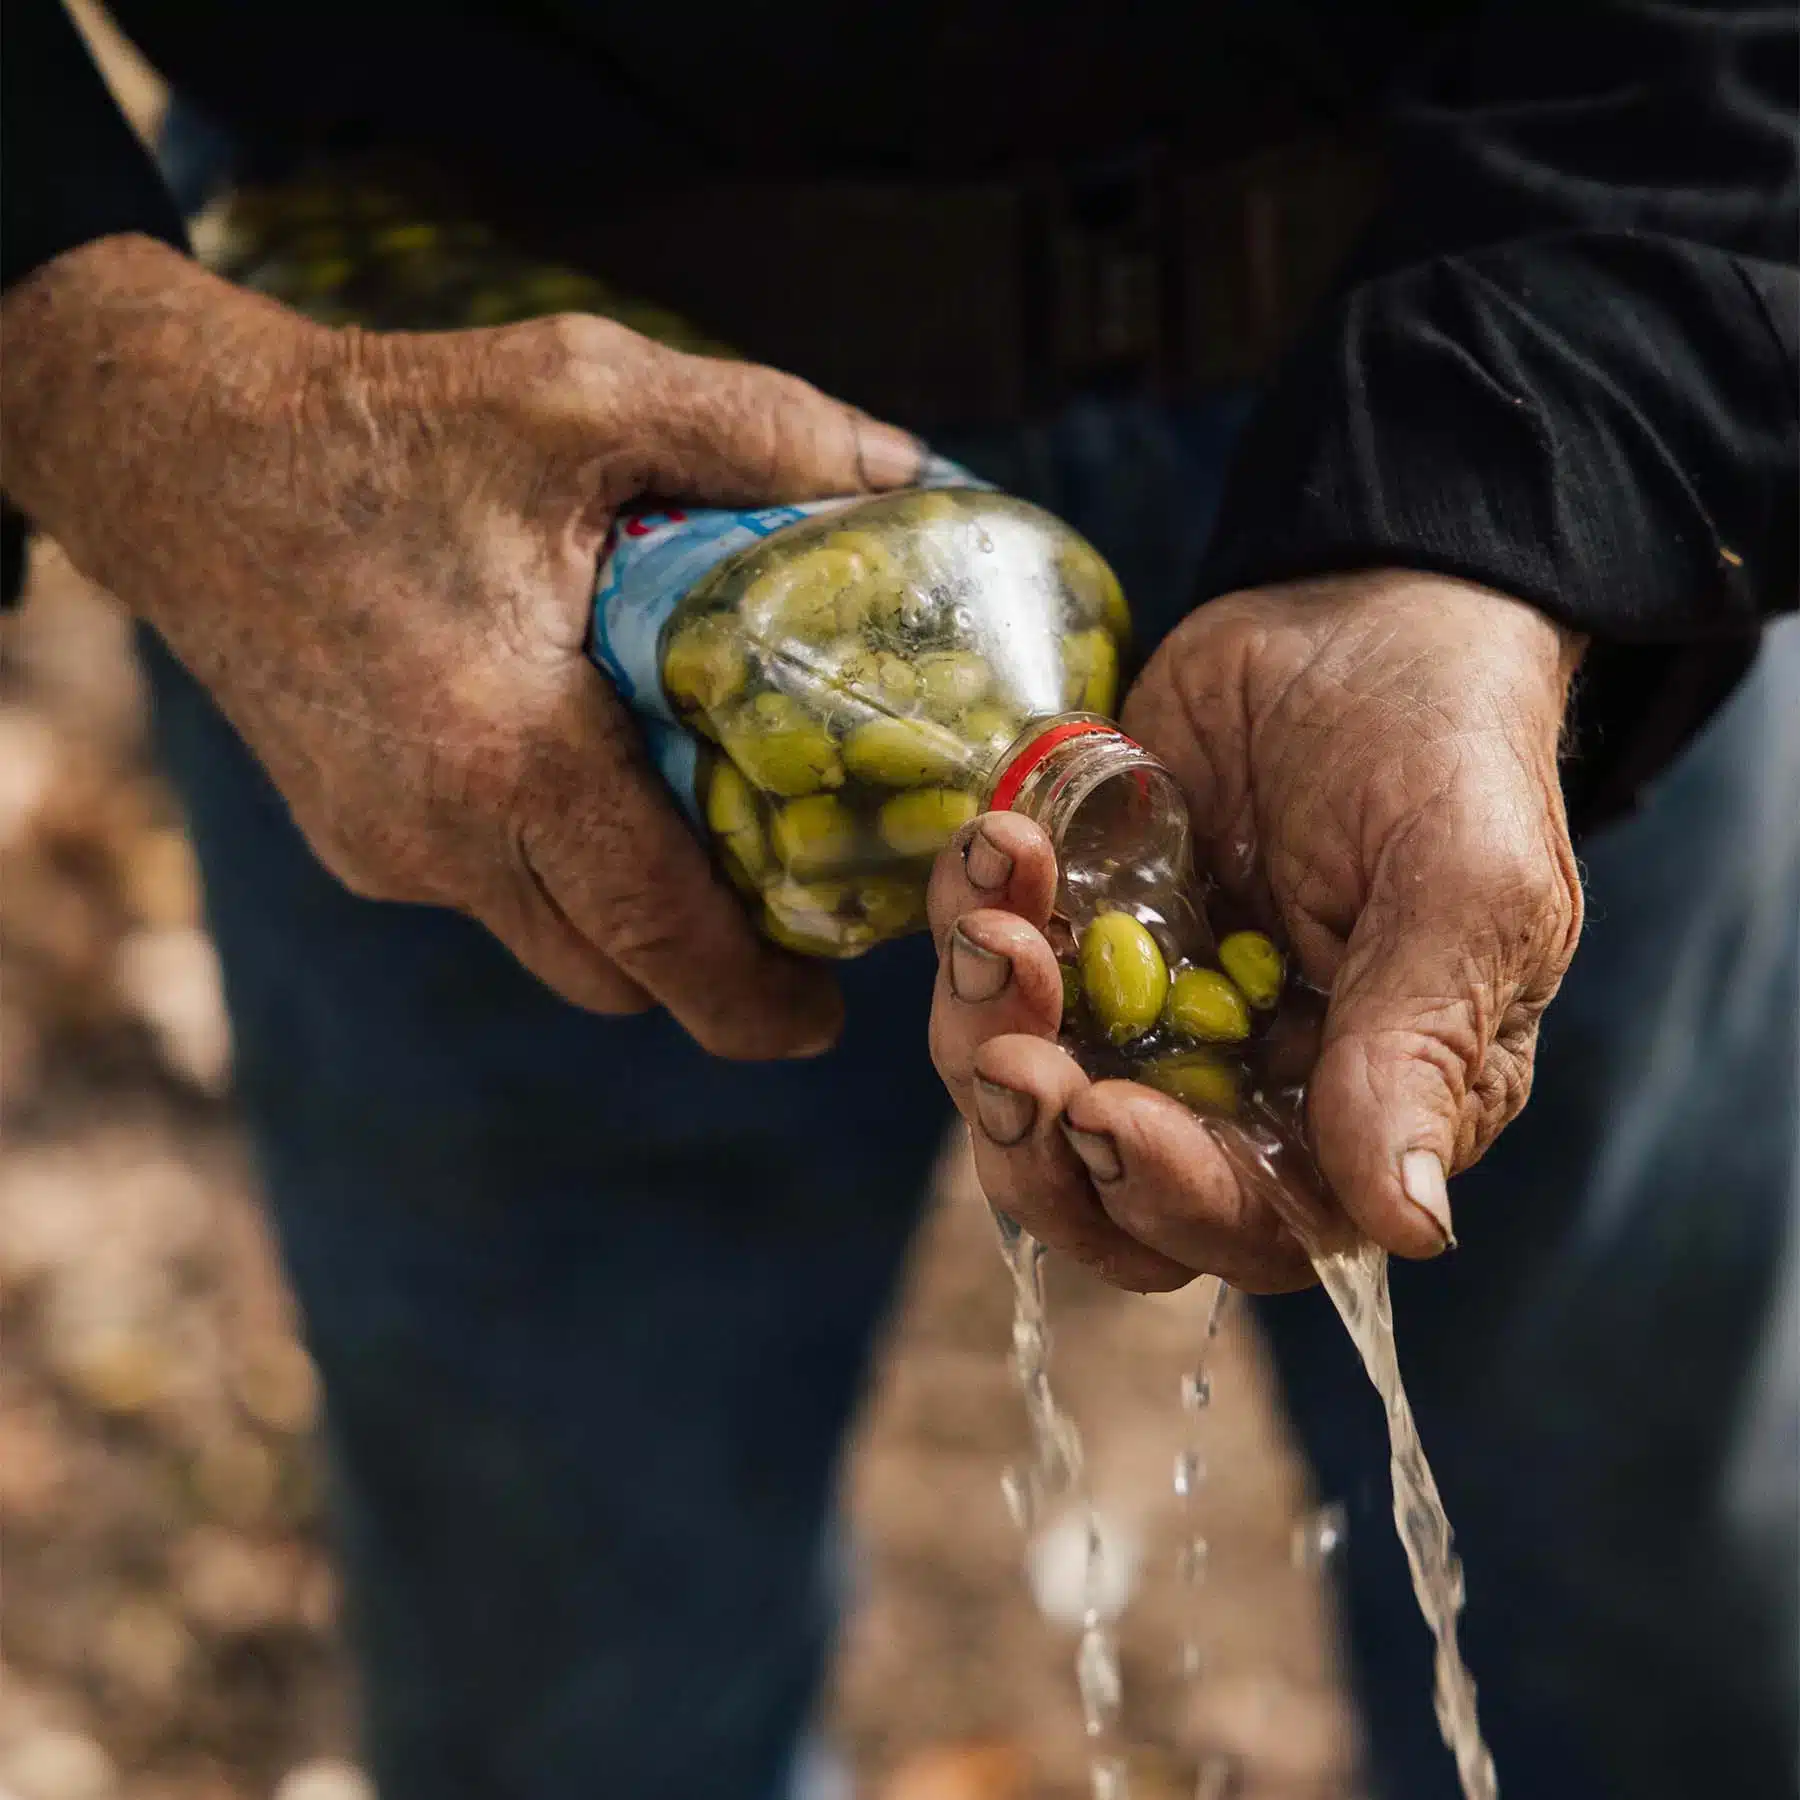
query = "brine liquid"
xmin=1172 ymin=1277 xmax=1229 ymax=1709
xmin=995 ymin=1210 xmax=1494 ymax=1799
xmin=992 ymin=1209 xmax=1130 ymax=1800
xmin=1314 ymin=1239 xmax=1497 ymax=1800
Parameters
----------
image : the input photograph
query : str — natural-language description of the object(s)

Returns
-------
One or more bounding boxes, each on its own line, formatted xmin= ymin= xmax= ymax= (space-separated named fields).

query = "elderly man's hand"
xmin=2 ymin=235 xmax=922 ymax=1057
xmin=927 ymin=571 xmax=1586 ymax=1292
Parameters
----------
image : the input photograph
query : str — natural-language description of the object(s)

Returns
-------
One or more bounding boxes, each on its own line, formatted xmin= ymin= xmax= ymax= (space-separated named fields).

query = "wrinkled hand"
xmin=928 ymin=571 xmax=1586 ymax=1292
xmin=2 ymin=236 xmax=921 ymax=1056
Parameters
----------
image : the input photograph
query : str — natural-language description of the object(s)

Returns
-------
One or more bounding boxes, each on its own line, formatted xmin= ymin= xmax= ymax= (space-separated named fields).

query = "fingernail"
xmin=950 ymin=925 xmax=1011 ymax=1003
xmin=974 ymin=1075 xmax=1036 ymax=1147
xmin=1062 ymin=1121 xmax=1123 ymax=1184
xmin=1400 ymin=1150 xmax=1456 ymax=1250
xmin=855 ymin=419 xmax=924 ymax=489
xmin=964 ymin=826 xmax=1014 ymax=893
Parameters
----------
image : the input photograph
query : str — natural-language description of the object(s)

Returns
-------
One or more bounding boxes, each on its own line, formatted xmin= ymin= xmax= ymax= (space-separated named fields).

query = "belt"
xmin=214 ymin=135 xmax=1385 ymax=430
xmin=578 ymin=139 xmax=1386 ymax=427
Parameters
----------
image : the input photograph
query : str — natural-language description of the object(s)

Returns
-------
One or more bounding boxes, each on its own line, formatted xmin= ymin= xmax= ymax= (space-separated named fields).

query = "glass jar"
xmin=594 ymin=482 xmax=1131 ymax=956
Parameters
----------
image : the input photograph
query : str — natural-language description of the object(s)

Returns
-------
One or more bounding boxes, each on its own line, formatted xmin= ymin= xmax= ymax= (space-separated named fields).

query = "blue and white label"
xmin=587 ymin=456 xmax=988 ymax=822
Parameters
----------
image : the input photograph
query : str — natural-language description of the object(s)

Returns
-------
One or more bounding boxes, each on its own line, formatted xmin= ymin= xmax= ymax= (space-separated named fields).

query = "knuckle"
xmin=1471 ymin=1026 xmax=1539 ymax=1141
xmin=1323 ymin=1017 xmax=1471 ymax=1113
xmin=926 ymin=1005 xmax=966 ymax=1083
xmin=529 ymin=309 xmax=637 ymax=374
xmin=590 ymin=881 xmax=692 ymax=971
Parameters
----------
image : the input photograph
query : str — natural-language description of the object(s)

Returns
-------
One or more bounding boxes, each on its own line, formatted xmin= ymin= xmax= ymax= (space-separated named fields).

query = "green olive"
xmin=717 ymin=827 xmax=768 ymax=895
xmin=663 ymin=616 xmax=750 ymax=716
xmin=963 ymin=704 xmax=1023 ymax=765
xmin=1062 ymin=629 xmax=1120 ymax=715
xmin=740 ymin=545 xmax=878 ymax=642
xmin=1079 ymin=910 xmax=1170 ymax=1045
xmin=763 ymin=879 xmax=859 ymax=956
xmin=1218 ymin=930 xmax=1285 ymax=1011
xmin=1058 ymin=538 xmax=1131 ymax=641
xmin=770 ymin=794 xmax=860 ymax=879
xmin=915 ymin=651 xmax=992 ymax=719
xmin=373 ymin=222 xmax=439 ymax=256
xmin=878 ymin=788 xmax=979 ymax=857
xmin=1139 ymin=1049 xmax=1242 ymax=1116
xmin=820 ymin=530 xmax=904 ymax=630
xmin=822 ymin=528 xmax=901 ymax=575
xmin=820 ymin=637 xmax=919 ymax=706
xmin=1163 ymin=966 xmax=1252 ymax=1044
xmin=856 ymin=874 xmax=927 ymax=938
xmin=843 ymin=716 xmax=970 ymax=787
xmin=908 ymin=491 xmax=964 ymax=526
xmin=1060 ymin=961 xmax=1083 ymax=1020
xmin=718 ymin=694 xmax=844 ymax=797
xmin=703 ymin=759 xmax=760 ymax=839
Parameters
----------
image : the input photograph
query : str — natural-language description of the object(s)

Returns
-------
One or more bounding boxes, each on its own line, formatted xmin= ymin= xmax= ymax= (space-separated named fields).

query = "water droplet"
xmin=1090 ymin=1755 xmax=1130 ymax=1800
xmin=1203 ymin=1279 xmax=1231 ymax=1339
xmin=1194 ymin=1749 xmax=1244 ymax=1800
xmin=1076 ymin=1623 xmax=1122 ymax=1738
xmin=1180 ymin=1370 xmax=1213 ymax=1412
xmin=1000 ymin=1463 xmax=1038 ymax=1531
xmin=1173 ymin=1450 xmax=1206 ymax=1499
xmin=1178 ymin=1638 xmax=1206 ymax=1680
xmin=1290 ymin=1501 xmax=1348 ymax=1570
xmin=1176 ymin=1536 xmax=1210 ymax=1584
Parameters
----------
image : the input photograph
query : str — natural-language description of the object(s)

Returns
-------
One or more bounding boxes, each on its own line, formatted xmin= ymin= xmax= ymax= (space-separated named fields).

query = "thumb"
xmin=630 ymin=345 xmax=922 ymax=504
xmin=1305 ymin=916 xmax=1487 ymax=1261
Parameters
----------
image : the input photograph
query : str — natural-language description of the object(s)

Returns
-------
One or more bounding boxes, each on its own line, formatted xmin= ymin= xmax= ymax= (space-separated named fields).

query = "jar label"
xmin=588 ymin=454 xmax=986 ymax=820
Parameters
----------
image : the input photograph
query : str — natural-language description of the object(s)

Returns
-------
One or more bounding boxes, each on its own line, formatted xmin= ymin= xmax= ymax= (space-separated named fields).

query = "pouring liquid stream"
xmin=993 ymin=1209 xmax=1130 ymax=1800
xmin=1313 ymin=1237 xmax=1498 ymax=1800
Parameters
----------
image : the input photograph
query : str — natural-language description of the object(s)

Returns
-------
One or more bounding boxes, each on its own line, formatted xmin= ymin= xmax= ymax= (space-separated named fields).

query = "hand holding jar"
xmin=927 ymin=571 xmax=1586 ymax=1294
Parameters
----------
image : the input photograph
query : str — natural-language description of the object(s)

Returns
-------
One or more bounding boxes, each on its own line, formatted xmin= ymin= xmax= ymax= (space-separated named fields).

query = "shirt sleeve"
xmin=1197 ymin=0 xmax=1799 ymax=827
xmin=3 ymin=0 xmax=189 ymax=605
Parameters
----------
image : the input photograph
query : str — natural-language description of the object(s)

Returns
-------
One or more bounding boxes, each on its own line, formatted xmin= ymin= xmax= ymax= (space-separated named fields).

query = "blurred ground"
xmin=2 ymin=13 xmax=1357 ymax=1796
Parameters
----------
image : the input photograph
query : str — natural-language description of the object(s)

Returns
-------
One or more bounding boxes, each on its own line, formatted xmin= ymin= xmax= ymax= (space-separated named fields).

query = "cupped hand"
xmin=928 ymin=571 xmax=1586 ymax=1292
xmin=2 ymin=236 xmax=921 ymax=1057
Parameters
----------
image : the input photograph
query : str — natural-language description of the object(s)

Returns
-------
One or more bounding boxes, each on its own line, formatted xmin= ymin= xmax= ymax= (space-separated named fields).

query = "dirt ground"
xmin=1 ymin=15 xmax=1359 ymax=1797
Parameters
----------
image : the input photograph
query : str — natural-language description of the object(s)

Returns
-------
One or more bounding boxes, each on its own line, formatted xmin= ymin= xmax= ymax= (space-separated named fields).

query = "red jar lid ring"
xmin=990 ymin=719 xmax=1132 ymax=813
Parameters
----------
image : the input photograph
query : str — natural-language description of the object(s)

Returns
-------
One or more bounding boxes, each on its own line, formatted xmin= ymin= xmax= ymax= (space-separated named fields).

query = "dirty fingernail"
xmin=965 ymin=826 xmax=1014 ymax=893
xmin=1401 ymin=1150 xmax=1455 ymax=1249
xmin=1062 ymin=1121 xmax=1123 ymax=1184
xmin=855 ymin=418 xmax=924 ymax=488
xmin=950 ymin=925 xmax=1012 ymax=1003
xmin=974 ymin=1075 xmax=1036 ymax=1147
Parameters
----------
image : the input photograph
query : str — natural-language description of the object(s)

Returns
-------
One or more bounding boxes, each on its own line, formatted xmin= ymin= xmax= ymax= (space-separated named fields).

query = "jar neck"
xmin=985 ymin=713 xmax=1194 ymax=927
xmin=985 ymin=714 xmax=1175 ymax=836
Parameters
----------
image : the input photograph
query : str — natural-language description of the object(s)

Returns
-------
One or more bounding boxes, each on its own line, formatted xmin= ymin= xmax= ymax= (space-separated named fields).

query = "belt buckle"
xmin=1035 ymin=147 xmax=1173 ymax=404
